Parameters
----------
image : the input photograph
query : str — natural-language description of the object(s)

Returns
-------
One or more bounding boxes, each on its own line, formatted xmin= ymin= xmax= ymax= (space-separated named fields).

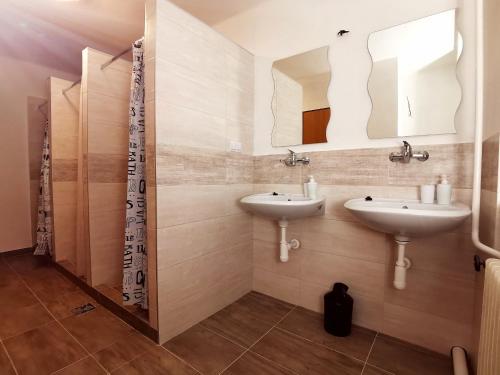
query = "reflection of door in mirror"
xmin=367 ymin=9 xmax=463 ymax=139
xmin=271 ymin=46 xmax=331 ymax=147
xmin=479 ymin=0 xmax=500 ymax=249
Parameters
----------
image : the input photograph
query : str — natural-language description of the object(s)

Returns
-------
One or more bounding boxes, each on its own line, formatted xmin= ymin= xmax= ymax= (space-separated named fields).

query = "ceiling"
xmin=0 ymin=0 xmax=145 ymax=74
xmin=170 ymin=0 xmax=270 ymax=25
xmin=0 ymin=0 xmax=267 ymax=75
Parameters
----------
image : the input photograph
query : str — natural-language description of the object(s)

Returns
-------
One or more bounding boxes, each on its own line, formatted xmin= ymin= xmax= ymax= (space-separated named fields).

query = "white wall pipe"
xmin=394 ymin=240 xmax=411 ymax=290
xmin=279 ymin=220 xmax=289 ymax=262
xmin=472 ymin=0 xmax=500 ymax=259
xmin=278 ymin=220 xmax=300 ymax=262
xmin=451 ymin=346 xmax=469 ymax=375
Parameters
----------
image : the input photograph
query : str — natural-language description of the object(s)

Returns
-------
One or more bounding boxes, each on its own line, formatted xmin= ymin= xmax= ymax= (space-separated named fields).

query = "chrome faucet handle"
xmin=389 ymin=141 xmax=429 ymax=163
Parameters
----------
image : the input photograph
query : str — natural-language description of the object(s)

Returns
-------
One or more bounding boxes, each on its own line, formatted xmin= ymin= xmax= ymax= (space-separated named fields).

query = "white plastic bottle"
xmin=306 ymin=175 xmax=318 ymax=199
xmin=437 ymin=174 xmax=452 ymax=205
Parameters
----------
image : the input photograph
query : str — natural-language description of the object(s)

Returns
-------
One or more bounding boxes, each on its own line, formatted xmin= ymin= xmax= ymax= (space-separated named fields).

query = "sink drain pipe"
xmin=278 ymin=220 xmax=300 ymax=262
xmin=451 ymin=346 xmax=469 ymax=375
xmin=394 ymin=237 xmax=412 ymax=290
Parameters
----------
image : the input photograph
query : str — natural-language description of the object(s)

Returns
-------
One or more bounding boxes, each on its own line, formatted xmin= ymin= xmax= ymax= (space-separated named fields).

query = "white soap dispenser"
xmin=306 ymin=175 xmax=318 ymax=199
xmin=437 ymin=174 xmax=452 ymax=205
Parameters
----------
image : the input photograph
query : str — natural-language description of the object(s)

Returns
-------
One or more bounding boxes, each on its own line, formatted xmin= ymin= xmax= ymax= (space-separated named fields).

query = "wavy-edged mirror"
xmin=271 ymin=46 xmax=331 ymax=147
xmin=367 ymin=9 xmax=463 ymax=139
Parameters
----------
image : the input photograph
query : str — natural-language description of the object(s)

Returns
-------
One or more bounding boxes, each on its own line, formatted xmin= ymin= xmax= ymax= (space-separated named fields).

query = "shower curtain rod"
xmin=62 ymin=79 xmax=81 ymax=94
xmin=37 ymin=101 xmax=48 ymax=111
xmin=61 ymin=44 xmax=133 ymax=93
xmin=37 ymin=101 xmax=48 ymax=118
xmin=101 ymin=46 xmax=133 ymax=70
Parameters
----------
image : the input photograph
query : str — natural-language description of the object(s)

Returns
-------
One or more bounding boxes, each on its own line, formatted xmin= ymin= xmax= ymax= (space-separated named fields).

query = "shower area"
xmin=28 ymin=0 xmax=255 ymax=343
xmin=32 ymin=40 xmax=156 ymax=329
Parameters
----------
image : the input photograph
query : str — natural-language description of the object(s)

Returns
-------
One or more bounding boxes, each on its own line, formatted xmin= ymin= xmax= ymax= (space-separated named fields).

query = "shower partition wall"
xmin=47 ymin=47 xmax=155 ymax=329
xmin=49 ymin=77 xmax=80 ymax=268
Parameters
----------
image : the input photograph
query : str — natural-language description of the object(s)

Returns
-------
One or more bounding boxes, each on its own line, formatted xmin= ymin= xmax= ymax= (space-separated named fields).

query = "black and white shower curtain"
xmin=123 ymin=38 xmax=148 ymax=309
xmin=34 ymin=120 xmax=52 ymax=256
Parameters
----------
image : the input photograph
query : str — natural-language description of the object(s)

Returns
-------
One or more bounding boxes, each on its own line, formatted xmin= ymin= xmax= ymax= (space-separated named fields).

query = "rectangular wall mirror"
xmin=271 ymin=46 xmax=331 ymax=147
xmin=367 ymin=9 xmax=463 ymax=139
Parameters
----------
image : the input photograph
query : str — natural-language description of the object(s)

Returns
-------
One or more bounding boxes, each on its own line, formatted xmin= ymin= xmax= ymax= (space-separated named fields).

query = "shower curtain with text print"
xmin=123 ymin=37 xmax=147 ymax=309
xmin=34 ymin=120 xmax=52 ymax=256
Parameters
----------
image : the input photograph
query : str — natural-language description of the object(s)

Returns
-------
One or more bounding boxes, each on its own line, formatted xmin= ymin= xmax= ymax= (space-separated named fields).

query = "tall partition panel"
xmin=81 ymin=48 xmax=130 ymax=288
xmin=49 ymin=77 xmax=80 ymax=270
xmin=146 ymin=0 xmax=255 ymax=343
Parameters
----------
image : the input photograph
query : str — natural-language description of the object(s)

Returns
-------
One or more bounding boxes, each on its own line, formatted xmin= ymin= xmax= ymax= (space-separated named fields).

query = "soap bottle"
xmin=437 ymin=174 xmax=452 ymax=205
xmin=306 ymin=175 xmax=318 ymax=199
xmin=324 ymin=282 xmax=353 ymax=337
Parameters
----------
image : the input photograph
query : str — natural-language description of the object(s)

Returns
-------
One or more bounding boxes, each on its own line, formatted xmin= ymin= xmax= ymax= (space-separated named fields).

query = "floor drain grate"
xmin=71 ymin=303 xmax=96 ymax=315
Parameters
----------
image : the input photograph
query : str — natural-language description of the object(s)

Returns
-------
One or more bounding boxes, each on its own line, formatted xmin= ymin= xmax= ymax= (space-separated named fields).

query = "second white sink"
xmin=344 ymin=198 xmax=471 ymax=239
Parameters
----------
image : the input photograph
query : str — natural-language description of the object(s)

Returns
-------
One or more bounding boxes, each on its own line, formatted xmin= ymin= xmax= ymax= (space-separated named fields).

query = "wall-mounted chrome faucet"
xmin=389 ymin=141 xmax=429 ymax=163
xmin=281 ymin=149 xmax=310 ymax=167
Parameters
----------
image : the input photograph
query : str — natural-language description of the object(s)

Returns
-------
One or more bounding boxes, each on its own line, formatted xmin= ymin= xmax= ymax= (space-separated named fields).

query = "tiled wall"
xmin=148 ymin=0 xmax=255 ymax=343
xmin=253 ymin=143 xmax=476 ymax=354
xmin=81 ymin=48 xmax=131 ymax=287
xmin=479 ymin=135 xmax=500 ymax=248
xmin=49 ymin=77 xmax=80 ymax=267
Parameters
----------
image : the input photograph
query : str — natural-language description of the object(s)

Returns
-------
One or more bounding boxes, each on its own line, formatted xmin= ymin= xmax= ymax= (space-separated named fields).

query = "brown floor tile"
xmin=94 ymin=330 xmax=157 ymax=372
xmin=278 ymin=307 xmax=376 ymax=361
xmin=200 ymin=304 xmax=273 ymax=347
xmin=362 ymin=365 xmax=395 ymax=375
xmin=4 ymin=321 xmax=86 ymax=375
xmin=0 ymin=302 xmax=53 ymax=339
xmin=164 ymin=324 xmax=245 ymax=374
xmin=232 ymin=292 xmax=295 ymax=324
xmin=224 ymin=351 xmax=296 ymax=375
xmin=367 ymin=334 xmax=452 ymax=375
xmin=112 ymin=346 xmax=197 ymax=374
xmin=3 ymin=253 xmax=51 ymax=275
xmin=44 ymin=289 xmax=97 ymax=320
xmin=53 ymin=356 xmax=107 ymax=374
xmin=61 ymin=307 xmax=135 ymax=353
xmin=0 ymin=345 xmax=16 ymax=375
xmin=0 ymin=262 xmax=20 ymax=287
xmin=22 ymin=268 xmax=79 ymax=302
xmin=0 ymin=280 xmax=38 ymax=314
xmin=252 ymin=328 xmax=364 ymax=375
xmin=199 ymin=292 xmax=292 ymax=348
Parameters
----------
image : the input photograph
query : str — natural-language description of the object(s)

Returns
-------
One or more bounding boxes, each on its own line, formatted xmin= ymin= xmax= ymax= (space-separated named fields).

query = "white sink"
xmin=240 ymin=192 xmax=325 ymax=263
xmin=344 ymin=198 xmax=471 ymax=239
xmin=240 ymin=193 xmax=325 ymax=220
xmin=344 ymin=197 xmax=471 ymax=290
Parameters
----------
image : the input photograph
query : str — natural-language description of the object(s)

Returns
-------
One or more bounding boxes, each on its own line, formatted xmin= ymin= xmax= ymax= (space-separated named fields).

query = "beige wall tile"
xmin=383 ymin=303 xmax=473 ymax=354
xmin=156 ymin=145 xmax=227 ymax=186
xmin=300 ymin=218 xmax=390 ymax=263
xmin=384 ymin=268 xmax=475 ymax=325
xmin=387 ymin=143 xmax=474 ymax=188
xmin=156 ymin=185 xmax=227 ymax=228
xmin=157 ymin=214 xmax=252 ymax=267
xmin=253 ymin=267 xmax=300 ymax=305
xmin=305 ymin=148 xmax=389 ymax=186
xmin=481 ymin=134 xmax=499 ymax=192
xmin=88 ymin=154 xmax=128 ymax=183
xmin=156 ymin=103 xmax=226 ymax=151
xmin=52 ymin=159 xmax=78 ymax=182
xmin=404 ymin=232 xmax=476 ymax=277
xmin=301 ymin=250 xmax=385 ymax=301
xmin=253 ymin=239 xmax=302 ymax=278
xmin=254 ymin=155 xmax=303 ymax=185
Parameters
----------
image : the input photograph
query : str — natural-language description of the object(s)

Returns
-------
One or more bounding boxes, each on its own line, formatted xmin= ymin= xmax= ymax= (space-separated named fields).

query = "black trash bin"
xmin=324 ymin=282 xmax=353 ymax=337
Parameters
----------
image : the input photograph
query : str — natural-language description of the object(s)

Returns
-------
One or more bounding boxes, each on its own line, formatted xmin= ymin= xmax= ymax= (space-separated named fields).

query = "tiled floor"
xmin=0 ymin=253 xmax=453 ymax=374
xmin=165 ymin=293 xmax=453 ymax=375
